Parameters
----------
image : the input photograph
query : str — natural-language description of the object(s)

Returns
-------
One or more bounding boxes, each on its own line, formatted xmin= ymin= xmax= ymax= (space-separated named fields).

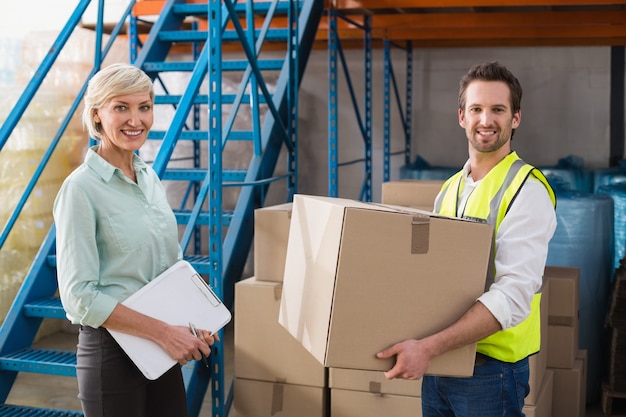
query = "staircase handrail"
xmin=0 ymin=0 xmax=135 ymax=251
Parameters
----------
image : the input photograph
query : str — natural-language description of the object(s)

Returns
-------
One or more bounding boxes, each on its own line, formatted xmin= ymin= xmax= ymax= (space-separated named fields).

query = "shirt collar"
xmin=84 ymin=145 xmax=148 ymax=182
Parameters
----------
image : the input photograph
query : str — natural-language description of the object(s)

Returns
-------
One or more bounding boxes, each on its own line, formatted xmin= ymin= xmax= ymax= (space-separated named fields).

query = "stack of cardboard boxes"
xmin=604 ymin=262 xmax=626 ymax=414
xmin=233 ymin=203 xmax=328 ymax=417
xmin=234 ymin=180 xmax=586 ymax=417
xmin=277 ymin=193 xmax=496 ymax=417
xmin=544 ymin=266 xmax=587 ymax=417
xmin=526 ymin=264 xmax=587 ymax=417
xmin=524 ymin=278 xmax=553 ymax=417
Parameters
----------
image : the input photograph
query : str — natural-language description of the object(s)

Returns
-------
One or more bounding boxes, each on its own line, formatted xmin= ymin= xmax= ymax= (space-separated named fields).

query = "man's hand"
xmin=376 ymin=301 xmax=501 ymax=380
xmin=376 ymin=339 xmax=432 ymax=380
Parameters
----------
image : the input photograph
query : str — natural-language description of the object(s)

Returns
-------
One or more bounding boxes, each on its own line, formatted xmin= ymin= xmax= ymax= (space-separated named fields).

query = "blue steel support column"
xmin=246 ymin=0 xmax=262 ymax=157
xmin=328 ymin=10 xmax=372 ymax=201
xmin=287 ymin=0 xmax=300 ymax=200
xmin=404 ymin=42 xmax=413 ymax=166
xmin=129 ymin=14 xmax=138 ymax=63
xmin=610 ymin=46 xmax=625 ymax=166
xmin=360 ymin=15 xmax=372 ymax=202
xmin=192 ymin=20 xmax=202 ymax=255
xmin=328 ymin=8 xmax=339 ymax=197
xmin=383 ymin=39 xmax=391 ymax=182
xmin=382 ymin=40 xmax=414 ymax=181
xmin=208 ymin=1 xmax=226 ymax=417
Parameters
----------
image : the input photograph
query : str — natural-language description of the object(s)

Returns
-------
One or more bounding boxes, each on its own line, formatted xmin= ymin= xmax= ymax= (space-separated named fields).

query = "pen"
xmin=188 ymin=322 xmax=209 ymax=368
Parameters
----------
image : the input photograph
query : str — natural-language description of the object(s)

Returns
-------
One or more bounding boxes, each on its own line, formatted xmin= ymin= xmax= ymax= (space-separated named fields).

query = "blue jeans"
xmin=422 ymin=354 xmax=530 ymax=417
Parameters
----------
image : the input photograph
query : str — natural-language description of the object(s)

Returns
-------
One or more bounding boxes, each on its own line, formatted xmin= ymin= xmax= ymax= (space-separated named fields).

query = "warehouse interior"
xmin=1 ymin=0 xmax=625 ymax=416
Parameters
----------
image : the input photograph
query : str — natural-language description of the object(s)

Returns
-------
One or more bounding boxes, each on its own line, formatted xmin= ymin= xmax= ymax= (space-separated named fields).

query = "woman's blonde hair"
xmin=82 ymin=63 xmax=154 ymax=140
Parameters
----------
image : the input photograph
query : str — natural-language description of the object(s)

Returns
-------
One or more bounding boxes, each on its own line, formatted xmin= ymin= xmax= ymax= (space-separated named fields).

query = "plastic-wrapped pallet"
xmin=593 ymin=162 xmax=626 ymax=193
xmin=0 ymin=248 xmax=32 ymax=324
xmin=597 ymin=183 xmax=626 ymax=272
xmin=0 ymin=87 xmax=85 ymax=253
xmin=399 ymin=155 xmax=458 ymax=181
xmin=0 ymin=38 xmax=21 ymax=88
xmin=539 ymin=155 xmax=593 ymax=193
xmin=546 ymin=189 xmax=614 ymax=404
xmin=17 ymin=28 xmax=94 ymax=92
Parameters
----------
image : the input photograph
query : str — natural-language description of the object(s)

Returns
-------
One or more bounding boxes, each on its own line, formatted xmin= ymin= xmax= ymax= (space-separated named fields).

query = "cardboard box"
xmin=381 ymin=180 xmax=444 ymax=211
xmin=523 ymin=370 xmax=554 ymax=417
xmin=526 ymin=277 xmax=550 ymax=406
xmin=279 ymin=194 xmax=493 ymax=376
xmin=551 ymin=350 xmax=587 ymax=417
xmin=232 ymin=378 xmax=328 ymax=417
xmin=254 ymin=203 xmax=292 ymax=282
xmin=544 ymin=266 xmax=580 ymax=326
xmin=331 ymin=388 xmax=422 ymax=417
xmin=234 ymin=277 xmax=326 ymax=387
xmin=329 ymin=368 xmax=422 ymax=397
xmin=544 ymin=266 xmax=580 ymax=369
xmin=547 ymin=324 xmax=579 ymax=369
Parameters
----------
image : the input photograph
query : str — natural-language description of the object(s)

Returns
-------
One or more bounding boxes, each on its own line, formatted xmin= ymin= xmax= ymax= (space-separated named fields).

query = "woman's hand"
xmin=161 ymin=325 xmax=219 ymax=365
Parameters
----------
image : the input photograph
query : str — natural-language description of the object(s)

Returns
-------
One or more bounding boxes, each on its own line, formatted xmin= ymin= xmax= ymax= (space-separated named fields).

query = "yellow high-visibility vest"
xmin=434 ymin=151 xmax=556 ymax=362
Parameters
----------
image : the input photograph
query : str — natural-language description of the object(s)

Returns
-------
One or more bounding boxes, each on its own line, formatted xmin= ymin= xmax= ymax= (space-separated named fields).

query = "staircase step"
xmin=158 ymin=28 xmax=289 ymax=43
xmin=23 ymin=298 xmax=65 ymax=319
xmin=0 ymin=348 xmax=76 ymax=377
xmin=154 ymin=95 xmax=208 ymax=106
xmin=154 ymin=93 xmax=267 ymax=105
xmin=184 ymin=255 xmax=211 ymax=275
xmin=162 ymin=168 xmax=247 ymax=182
xmin=0 ymin=404 xmax=83 ymax=416
xmin=174 ymin=209 xmax=233 ymax=226
xmin=147 ymin=130 xmax=208 ymax=140
xmin=43 ymin=255 xmax=214 ymax=282
xmin=144 ymin=59 xmax=284 ymax=72
xmin=172 ymin=1 xmax=297 ymax=17
xmin=148 ymin=129 xmax=259 ymax=141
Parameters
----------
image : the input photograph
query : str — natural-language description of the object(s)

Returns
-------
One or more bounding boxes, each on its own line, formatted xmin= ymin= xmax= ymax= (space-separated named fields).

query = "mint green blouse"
xmin=53 ymin=146 xmax=182 ymax=327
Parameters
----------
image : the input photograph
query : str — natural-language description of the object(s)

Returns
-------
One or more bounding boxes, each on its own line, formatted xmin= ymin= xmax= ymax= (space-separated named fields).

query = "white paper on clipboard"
xmin=107 ymin=260 xmax=232 ymax=380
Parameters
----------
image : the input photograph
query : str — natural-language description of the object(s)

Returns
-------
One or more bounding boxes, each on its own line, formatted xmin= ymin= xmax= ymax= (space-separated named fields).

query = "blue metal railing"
xmin=0 ymin=0 xmax=135 ymax=251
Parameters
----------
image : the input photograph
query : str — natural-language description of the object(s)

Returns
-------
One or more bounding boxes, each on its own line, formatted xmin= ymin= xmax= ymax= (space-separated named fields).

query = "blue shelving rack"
xmin=327 ymin=9 xmax=373 ymax=200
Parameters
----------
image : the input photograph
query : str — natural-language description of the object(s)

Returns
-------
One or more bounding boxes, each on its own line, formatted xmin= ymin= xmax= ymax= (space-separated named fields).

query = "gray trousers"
xmin=76 ymin=326 xmax=189 ymax=417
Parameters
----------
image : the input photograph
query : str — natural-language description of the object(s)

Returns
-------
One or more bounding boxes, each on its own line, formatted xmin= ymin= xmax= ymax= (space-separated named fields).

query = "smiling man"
xmin=377 ymin=62 xmax=557 ymax=417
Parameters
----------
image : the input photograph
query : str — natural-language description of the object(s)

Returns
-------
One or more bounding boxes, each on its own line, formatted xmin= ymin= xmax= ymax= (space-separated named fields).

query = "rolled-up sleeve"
xmin=53 ymin=174 xmax=119 ymax=327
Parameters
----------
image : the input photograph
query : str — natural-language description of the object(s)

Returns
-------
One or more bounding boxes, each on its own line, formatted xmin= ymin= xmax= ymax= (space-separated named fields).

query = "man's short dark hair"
xmin=458 ymin=61 xmax=522 ymax=114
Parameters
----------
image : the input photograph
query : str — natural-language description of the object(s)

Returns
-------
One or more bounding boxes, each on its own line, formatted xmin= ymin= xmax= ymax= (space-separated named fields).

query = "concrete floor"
xmin=4 ymin=328 xmax=607 ymax=417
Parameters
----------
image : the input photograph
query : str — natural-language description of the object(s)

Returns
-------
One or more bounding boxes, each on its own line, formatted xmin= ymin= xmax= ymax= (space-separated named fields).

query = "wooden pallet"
xmin=603 ymin=384 xmax=626 ymax=416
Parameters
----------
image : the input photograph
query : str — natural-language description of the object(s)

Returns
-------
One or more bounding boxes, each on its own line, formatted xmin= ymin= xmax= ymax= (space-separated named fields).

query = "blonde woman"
xmin=54 ymin=63 xmax=217 ymax=417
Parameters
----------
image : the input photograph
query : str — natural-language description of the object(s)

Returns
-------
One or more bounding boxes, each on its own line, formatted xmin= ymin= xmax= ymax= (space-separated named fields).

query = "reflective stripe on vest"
xmin=434 ymin=151 xmax=556 ymax=362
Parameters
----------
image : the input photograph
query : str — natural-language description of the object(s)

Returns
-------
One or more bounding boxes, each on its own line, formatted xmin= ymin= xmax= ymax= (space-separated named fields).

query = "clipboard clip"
xmin=191 ymin=273 xmax=223 ymax=308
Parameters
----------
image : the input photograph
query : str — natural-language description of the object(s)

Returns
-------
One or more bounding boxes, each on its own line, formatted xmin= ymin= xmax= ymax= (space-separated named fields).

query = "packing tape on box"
xmin=549 ymin=315 xmax=576 ymax=327
xmin=271 ymin=379 xmax=286 ymax=415
xmin=411 ymin=216 xmax=430 ymax=254
xmin=369 ymin=381 xmax=383 ymax=396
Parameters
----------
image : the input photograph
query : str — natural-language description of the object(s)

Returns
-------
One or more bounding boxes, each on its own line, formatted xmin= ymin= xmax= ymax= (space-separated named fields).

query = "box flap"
xmin=279 ymin=195 xmax=346 ymax=365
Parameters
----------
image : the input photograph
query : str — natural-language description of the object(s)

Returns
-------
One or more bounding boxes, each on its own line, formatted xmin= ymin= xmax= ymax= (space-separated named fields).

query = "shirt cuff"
xmin=477 ymin=289 xmax=512 ymax=330
xmin=81 ymin=292 xmax=119 ymax=328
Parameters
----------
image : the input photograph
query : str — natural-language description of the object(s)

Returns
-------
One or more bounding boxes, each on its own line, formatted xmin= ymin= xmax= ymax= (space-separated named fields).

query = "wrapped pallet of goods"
xmin=546 ymin=189 xmax=613 ymax=404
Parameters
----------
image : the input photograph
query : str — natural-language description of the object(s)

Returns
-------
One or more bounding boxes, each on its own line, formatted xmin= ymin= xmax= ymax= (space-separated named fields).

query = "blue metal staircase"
xmin=0 ymin=0 xmax=323 ymax=416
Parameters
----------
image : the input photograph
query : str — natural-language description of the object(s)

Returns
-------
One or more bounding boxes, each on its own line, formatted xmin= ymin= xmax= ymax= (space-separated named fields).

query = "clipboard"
xmin=107 ymin=260 xmax=232 ymax=380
